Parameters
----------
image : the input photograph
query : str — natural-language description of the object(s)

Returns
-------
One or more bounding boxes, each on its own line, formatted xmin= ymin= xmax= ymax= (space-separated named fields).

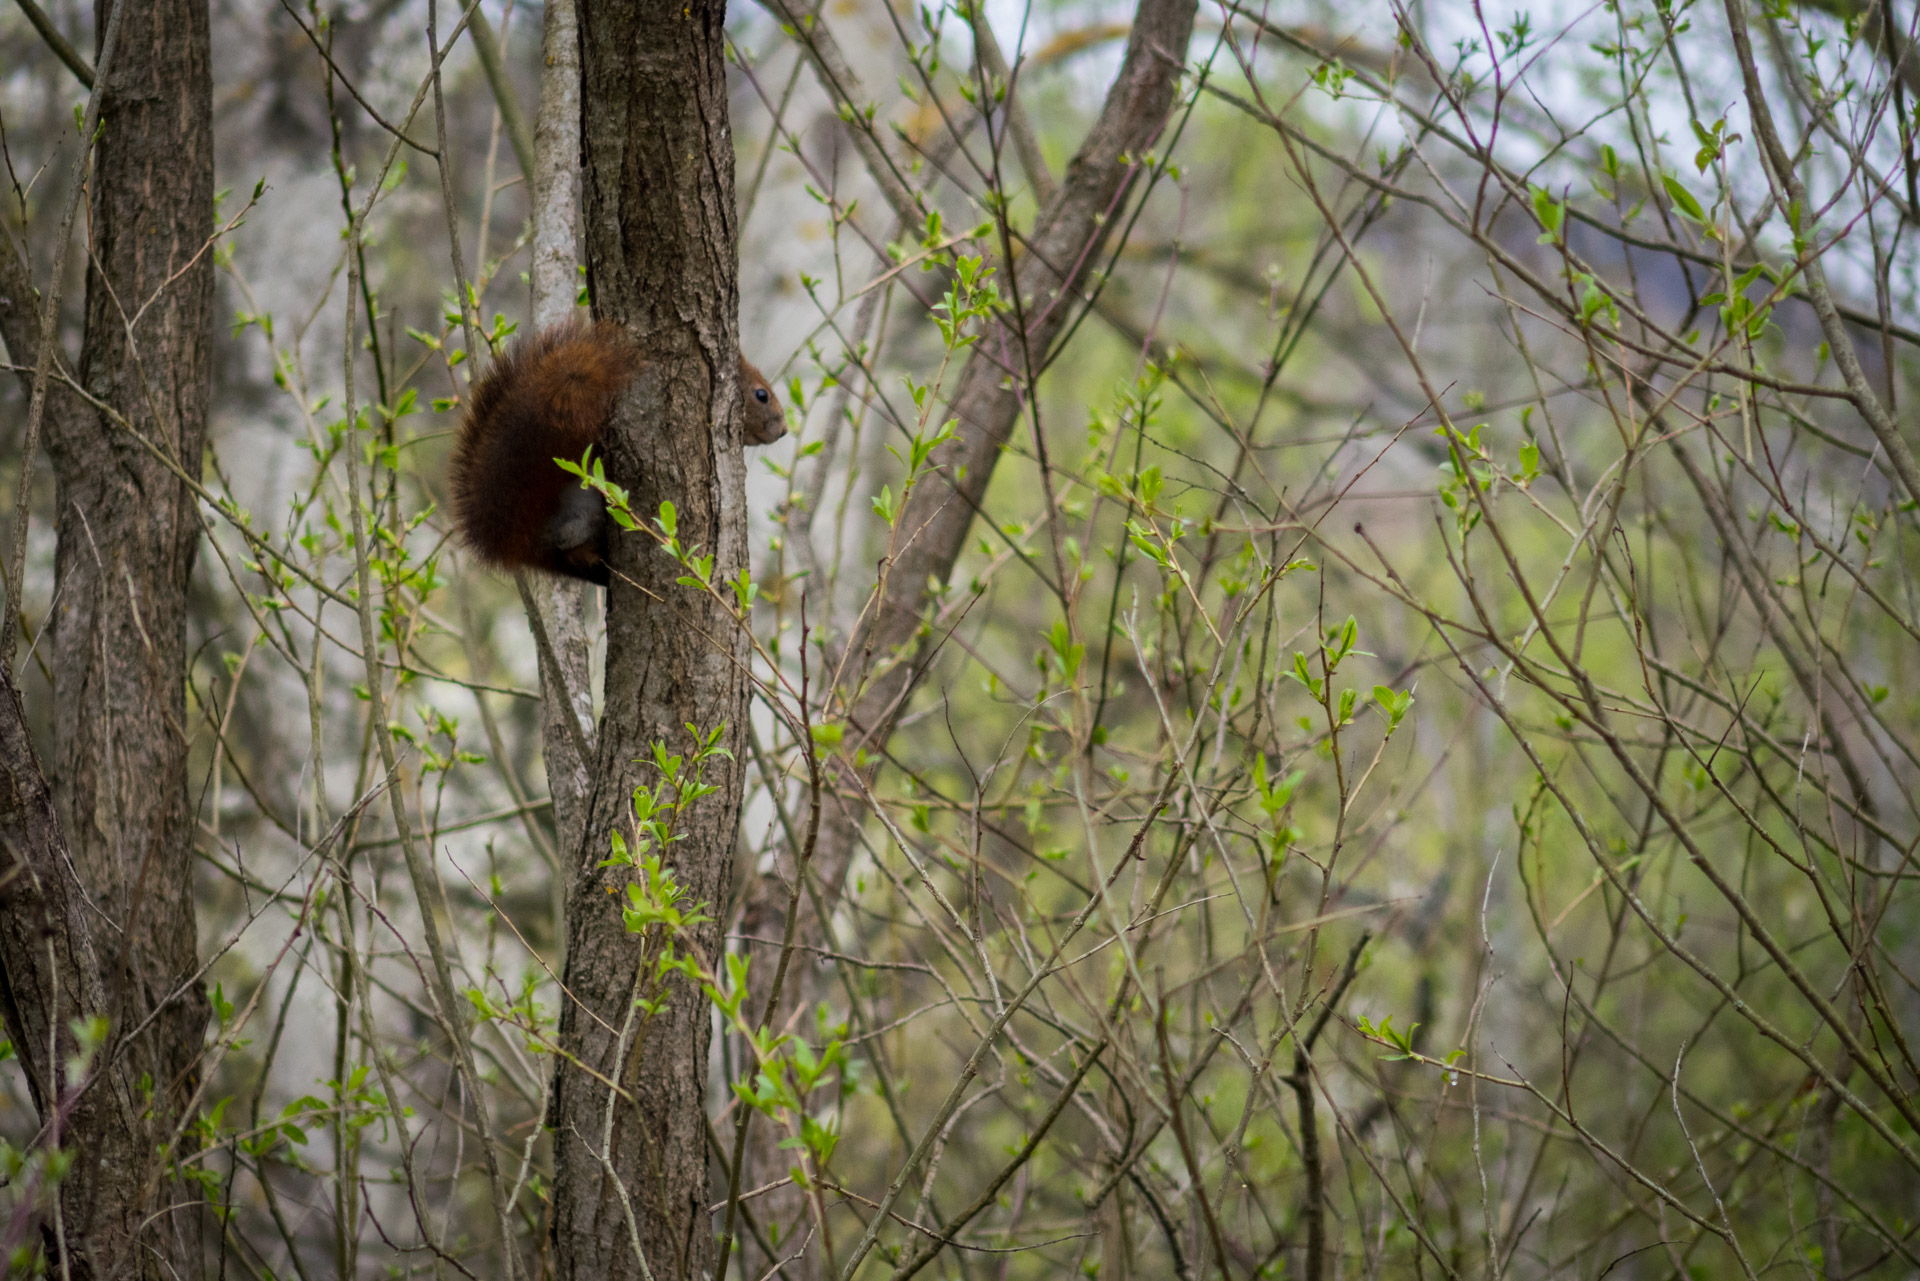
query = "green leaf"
xmin=1662 ymin=174 xmax=1705 ymax=224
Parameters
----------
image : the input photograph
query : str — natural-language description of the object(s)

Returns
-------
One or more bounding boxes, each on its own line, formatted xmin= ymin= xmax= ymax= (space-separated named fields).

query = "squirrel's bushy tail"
xmin=448 ymin=319 xmax=632 ymax=584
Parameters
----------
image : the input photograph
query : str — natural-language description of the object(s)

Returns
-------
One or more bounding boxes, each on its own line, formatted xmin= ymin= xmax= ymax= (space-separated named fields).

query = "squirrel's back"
xmin=449 ymin=319 xmax=631 ymax=582
xmin=449 ymin=318 xmax=788 ymax=584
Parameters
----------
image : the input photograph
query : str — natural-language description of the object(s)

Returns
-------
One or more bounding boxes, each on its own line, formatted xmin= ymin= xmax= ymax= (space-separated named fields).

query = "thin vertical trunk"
xmin=525 ymin=0 xmax=596 ymax=873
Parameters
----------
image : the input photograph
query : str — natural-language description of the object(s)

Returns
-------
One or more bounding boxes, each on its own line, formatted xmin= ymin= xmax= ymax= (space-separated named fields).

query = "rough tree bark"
xmin=0 ymin=1 xmax=213 ymax=1276
xmin=0 ymin=671 xmax=160 ymax=1280
xmin=547 ymin=2 xmax=751 ymax=1278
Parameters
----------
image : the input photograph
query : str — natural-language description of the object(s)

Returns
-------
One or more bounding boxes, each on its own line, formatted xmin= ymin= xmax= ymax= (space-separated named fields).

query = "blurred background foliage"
xmin=3 ymin=0 xmax=1919 ymax=1275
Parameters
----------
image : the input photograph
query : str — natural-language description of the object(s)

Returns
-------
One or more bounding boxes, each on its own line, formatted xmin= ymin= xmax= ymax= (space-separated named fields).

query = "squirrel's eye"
xmin=754 ymin=387 xmax=770 ymax=403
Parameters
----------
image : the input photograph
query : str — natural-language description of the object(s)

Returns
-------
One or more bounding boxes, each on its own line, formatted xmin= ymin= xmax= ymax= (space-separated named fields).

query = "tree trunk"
xmin=0 ymin=1 xmax=214 ymax=1275
xmin=548 ymin=2 xmax=749 ymax=1278
xmin=0 ymin=667 xmax=156 ymax=1279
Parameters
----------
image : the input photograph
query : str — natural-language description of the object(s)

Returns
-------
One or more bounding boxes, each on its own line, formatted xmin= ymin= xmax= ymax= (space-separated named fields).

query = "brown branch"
xmin=1797 ymin=0 xmax=1920 ymax=98
xmin=802 ymin=0 xmax=1198 ymax=935
xmin=1158 ymin=995 xmax=1237 ymax=1281
xmin=846 ymin=0 xmax=1196 ymax=697
xmin=466 ymin=0 xmax=536 ymax=181
xmin=751 ymin=0 xmax=926 ymax=227
xmin=274 ymin=0 xmax=441 ymax=157
xmin=1285 ymin=933 xmax=1369 ymax=1281
xmin=1723 ymin=0 xmax=1920 ymax=510
xmin=10 ymin=0 xmax=92 ymax=88
xmin=886 ymin=1035 xmax=1110 ymax=1279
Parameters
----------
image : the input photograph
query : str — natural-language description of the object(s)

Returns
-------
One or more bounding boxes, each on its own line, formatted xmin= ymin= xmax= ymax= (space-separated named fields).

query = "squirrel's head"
xmin=740 ymin=360 xmax=788 ymax=447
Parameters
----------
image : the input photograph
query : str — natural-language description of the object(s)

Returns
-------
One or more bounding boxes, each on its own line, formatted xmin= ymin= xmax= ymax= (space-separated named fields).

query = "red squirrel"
xmin=449 ymin=318 xmax=787 ymax=585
